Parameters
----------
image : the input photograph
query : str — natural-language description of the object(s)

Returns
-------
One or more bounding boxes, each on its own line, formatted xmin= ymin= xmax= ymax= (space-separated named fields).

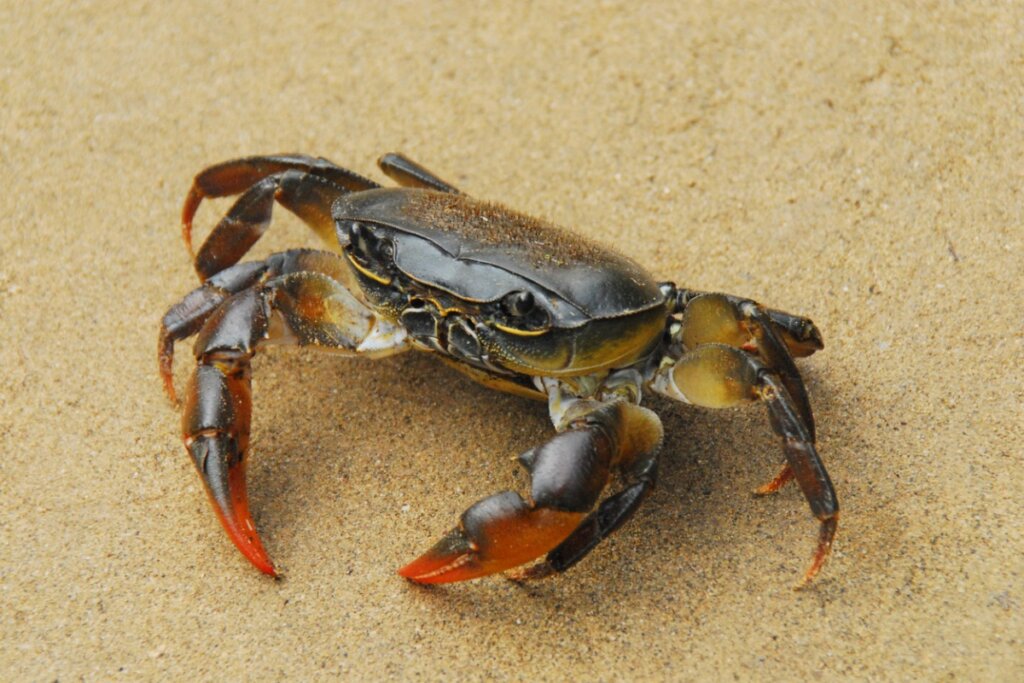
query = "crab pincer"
xmin=400 ymin=401 xmax=663 ymax=584
xmin=180 ymin=359 xmax=276 ymax=576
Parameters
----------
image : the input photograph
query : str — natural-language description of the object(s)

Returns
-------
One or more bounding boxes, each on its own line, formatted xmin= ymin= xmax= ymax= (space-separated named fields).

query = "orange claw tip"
xmin=214 ymin=507 xmax=280 ymax=577
xmin=397 ymin=528 xmax=485 ymax=584
xmin=207 ymin=482 xmax=278 ymax=577
xmin=397 ymin=552 xmax=480 ymax=585
xmin=192 ymin=434 xmax=278 ymax=577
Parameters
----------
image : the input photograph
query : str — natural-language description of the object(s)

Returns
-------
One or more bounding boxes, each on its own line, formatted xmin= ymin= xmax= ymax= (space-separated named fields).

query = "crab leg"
xmin=672 ymin=291 xmax=826 ymax=497
xmin=399 ymin=400 xmax=663 ymax=584
xmin=377 ymin=153 xmax=461 ymax=194
xmin=164 ymin=251 xmax=408 ymax=575
xmin=676 ymin=293 xmax=818 ymax=438
xmin=675 ymin=289 xmax=825 ymax=359
xmin=652 ymin=344 xmax=838 ymax=586
xmin=159 ymin=260 xmax=270 ymax=404
xmin=159 ymin=249 xmax=358 ymax=403
xmin=182 ymin=155 xmax=380 ymax=281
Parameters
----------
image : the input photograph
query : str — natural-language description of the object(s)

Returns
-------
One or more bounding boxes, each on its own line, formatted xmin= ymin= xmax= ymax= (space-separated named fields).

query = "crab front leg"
xmin=671 ymin=291 xmax=829 ymax=499
xmin=657 ymin=346 xmax=838 ymax=586
xmin=399 ymin=395 xmax=663 ymax=584
xmin=163 ymin=250 xmax=408 ymax=575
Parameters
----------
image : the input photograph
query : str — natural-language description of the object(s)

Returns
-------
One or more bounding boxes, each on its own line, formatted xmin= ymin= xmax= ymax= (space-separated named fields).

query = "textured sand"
xmin=1 ymin=2 xmax=1021 ymax=680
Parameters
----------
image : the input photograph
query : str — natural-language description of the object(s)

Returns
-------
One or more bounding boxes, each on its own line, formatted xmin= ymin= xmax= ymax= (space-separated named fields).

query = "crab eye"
xmin=348 ymin=222 xmax=394 ymax=263
xmin=344 ymin=222 xmax=393 ymax=285
xmin=347 ymin=222 xmax=370 ymax=256
xmin=493 ymin=290 xmax=550 ymax=336
xmin=503 ymin=290 xmax=535 ymax=318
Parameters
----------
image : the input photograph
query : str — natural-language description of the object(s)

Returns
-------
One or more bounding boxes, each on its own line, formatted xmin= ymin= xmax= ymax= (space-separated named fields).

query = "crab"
xmin=158 ymin=153 xmax=838 ymax=587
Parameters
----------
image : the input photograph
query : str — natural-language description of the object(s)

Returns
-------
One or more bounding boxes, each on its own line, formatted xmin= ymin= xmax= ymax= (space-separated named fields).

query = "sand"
xmin=1 ymin=1 xmax=1021 ymax=680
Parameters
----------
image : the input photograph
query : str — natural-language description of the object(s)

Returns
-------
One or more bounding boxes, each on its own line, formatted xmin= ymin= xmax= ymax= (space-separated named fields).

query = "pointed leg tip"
xmin=753 ymin=463 xmax=794 ymax=497
xmin=793 ymin=559 xmax=825 ymax=591
xmin=794 ymin=515 xmax=838 ymax=589
xmin=160 ymin=372 xmax=179 ymax=406
xmin=158 ymin=331 xmax=180 ymax=405
xmin=181 ymin=188 xmax=203 ymax=258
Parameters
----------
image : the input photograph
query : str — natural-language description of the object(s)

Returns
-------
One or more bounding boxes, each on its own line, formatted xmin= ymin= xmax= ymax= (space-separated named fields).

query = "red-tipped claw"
xmin=397 ymin=527 xmax=483 ymax=584
xmin=188 ymin=432 xmax=277 ymax=577
xmin=399 ymin=492 xmax=583 ymax=584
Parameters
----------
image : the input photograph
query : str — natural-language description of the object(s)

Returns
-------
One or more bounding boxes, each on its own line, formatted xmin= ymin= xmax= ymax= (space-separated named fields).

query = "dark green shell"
xmin=332 ymin=188 xmax=666 ymax=325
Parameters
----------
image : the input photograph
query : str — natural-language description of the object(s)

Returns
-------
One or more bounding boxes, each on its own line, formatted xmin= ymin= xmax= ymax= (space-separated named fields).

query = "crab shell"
xmin=332 ymin=188 xmax=672 ymax=379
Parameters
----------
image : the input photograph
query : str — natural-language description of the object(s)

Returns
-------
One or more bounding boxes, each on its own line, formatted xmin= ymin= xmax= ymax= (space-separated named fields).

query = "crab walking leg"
xmin=182 ymin=155 xmax=381 ymax=281
xmin=377 ymin=153 xmax=461 ymax=194
xmin=675 ymin=289 xmax=825 ymax=359
xmin=399 ymin=400 xmax=663 ymax=584
xmin=677 ymin=293 xmax=817 ymax=439
xmin=675 ymin=291 xmax=823 ymax=494
xmin=178 ymin=266 xmax=408 ymax=576
xmin=652 ymin=344 xmax=838 ymax=586
xmin=159 ymin=260 xmax=270 ymax=404
xmin=158 ymin=250 xmax=358 ymax=404
xmin=753 ymin=461 xmax=796 ymax=496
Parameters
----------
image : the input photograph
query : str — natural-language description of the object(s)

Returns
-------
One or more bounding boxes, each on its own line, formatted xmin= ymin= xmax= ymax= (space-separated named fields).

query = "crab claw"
xmin=398 ymin=492 xmax=583 ymax=584
xmin=186 ymin=433 xmax=277 ymax=576
xmin=397 ymin=526 xmax=482 ymax=584
xmin=182 ymin=361 xmax=277 ymax=577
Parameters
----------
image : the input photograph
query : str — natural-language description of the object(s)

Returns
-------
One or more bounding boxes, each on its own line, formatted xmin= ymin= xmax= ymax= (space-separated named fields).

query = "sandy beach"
xmin=1 ymin=2 xmax=1021 ymax=679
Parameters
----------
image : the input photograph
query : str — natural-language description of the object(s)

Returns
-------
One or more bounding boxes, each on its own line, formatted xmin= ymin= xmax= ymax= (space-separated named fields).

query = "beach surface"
xmin=1 ymin=2 xmax=1021 ymax=680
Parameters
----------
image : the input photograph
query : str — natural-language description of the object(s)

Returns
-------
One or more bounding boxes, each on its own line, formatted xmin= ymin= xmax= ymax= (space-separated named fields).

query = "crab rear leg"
xmin=399 ymin=400 xmax=663 ymax=584
xmin=163 ymin=250 xmax=408 ymax=575
xmin=377 ymin=153 xmax=461 ymax=193
xmin=182 ymin=155 xmax=380 ymax=281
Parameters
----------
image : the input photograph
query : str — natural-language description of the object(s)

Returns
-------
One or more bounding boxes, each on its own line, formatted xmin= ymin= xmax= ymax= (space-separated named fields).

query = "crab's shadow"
xmin=246 ymin=350 xmax=862 ymax=617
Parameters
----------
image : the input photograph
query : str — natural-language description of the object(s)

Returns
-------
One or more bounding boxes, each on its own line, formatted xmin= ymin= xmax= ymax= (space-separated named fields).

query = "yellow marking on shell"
xmin=399 ymin=269 xmax=496 ymax=304
xmin=417 ymin=295 xmax=465 ymax=318
xmin=491 ymin=322 xmax=550 ymax=337
xmin=344 ymin=251 xmax=392 ymax=285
